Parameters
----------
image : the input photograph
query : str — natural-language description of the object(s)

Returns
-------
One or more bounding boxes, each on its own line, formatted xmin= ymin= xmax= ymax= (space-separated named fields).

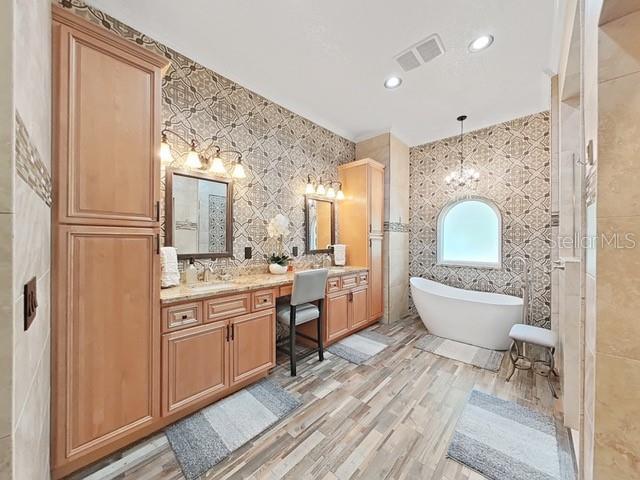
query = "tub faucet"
xmin=511 ymin=256 xmax=532 ymax=324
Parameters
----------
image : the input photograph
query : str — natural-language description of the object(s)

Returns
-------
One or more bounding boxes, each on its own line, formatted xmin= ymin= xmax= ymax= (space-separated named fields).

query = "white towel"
xmin=333 ymin=244 xmax=346 ymax=266
xmin=160 ymin=247 xmax=180 ymax=288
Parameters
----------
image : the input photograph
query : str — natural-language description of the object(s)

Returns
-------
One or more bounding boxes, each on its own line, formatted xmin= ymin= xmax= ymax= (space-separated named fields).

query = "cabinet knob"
xmin=182 ymin=314 xmax=188 ymax=320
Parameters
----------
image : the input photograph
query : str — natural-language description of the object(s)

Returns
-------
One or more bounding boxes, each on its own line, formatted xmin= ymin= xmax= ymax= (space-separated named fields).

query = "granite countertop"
xmin=160 ymin=266 xmax=368 ymax=305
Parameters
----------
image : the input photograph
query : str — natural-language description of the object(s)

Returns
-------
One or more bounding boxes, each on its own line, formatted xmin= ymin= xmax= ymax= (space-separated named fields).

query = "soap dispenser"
xmin=185 ymin=257 xmax=198 ymax=286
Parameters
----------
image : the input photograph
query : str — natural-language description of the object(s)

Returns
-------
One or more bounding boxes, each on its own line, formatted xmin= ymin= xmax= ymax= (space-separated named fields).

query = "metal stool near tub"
xmin=276 ymin=269 xmax=329 ymax=376
xmin=506 ymin=324 xmax=559 ymax=398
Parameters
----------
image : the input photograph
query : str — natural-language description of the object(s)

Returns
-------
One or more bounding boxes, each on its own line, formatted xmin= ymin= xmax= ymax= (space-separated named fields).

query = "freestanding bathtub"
xmin=410 ymin=277 xmax=523 ymax=350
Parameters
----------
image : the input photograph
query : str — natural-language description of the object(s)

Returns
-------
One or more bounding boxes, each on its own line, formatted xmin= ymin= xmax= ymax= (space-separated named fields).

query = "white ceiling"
xmin=87 ymin=0 xmax=560 ymax=146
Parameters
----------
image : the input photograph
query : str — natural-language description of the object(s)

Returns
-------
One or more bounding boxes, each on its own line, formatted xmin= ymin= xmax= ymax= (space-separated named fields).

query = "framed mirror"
xmin=305 ymin=195 xmax=335 ymax=254
xmin=166 ymin=168 xmax=233 ymax=259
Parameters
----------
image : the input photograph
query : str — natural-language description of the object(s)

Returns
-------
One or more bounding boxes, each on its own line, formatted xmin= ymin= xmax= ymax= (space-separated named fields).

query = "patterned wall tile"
xmin=15 ymin=111 xmax=52 ymax=207
xmin=58 ymin=1 xmax=355 ymax=269
xmin=409 ymin=112 xmax=552 ymax=328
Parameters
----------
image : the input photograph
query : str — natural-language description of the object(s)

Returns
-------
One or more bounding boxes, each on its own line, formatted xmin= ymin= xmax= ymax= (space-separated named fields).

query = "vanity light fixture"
xmin=468 ymin=35 xmax=494 ymax=53
xmin=336 ymin=182 xmax=345 ymax=200
xmin=160 ymin=133 xmax=174 ymax=162
xmin=209 ymin=148 xmax=228 ymax=175
xmin=185 ymin=139 xmax=202 ymax=169
xmin=326 ymin=184 xmax=336 ymax=198
xmin=316 ymin=179 xmax=326 ymax=196
xmin=231 ymin=156 xmax=246 ymax=179
xmin=305 ymin=175 xmax=316 ymax=194
xmin=384 ymin=75 xmax=403 ymax=89
xmin=161 ymin=129 xmax=247 ymax=178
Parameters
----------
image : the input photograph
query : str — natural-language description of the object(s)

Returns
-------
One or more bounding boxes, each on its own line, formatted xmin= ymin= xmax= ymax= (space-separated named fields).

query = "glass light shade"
xmin=326 ymin=186 xmax=336 ymax=198
xmin=231 ymin=161 xmax=246 ymax=179
xmin=209 ymin=155 xmax=227 ymax=175
xmin=185 ymin=149 xmax=202 ymax=168
xmin=305 ymin=181 xmax=315 ymax=194
xmin=336 ymin=189 xmax=345 ymax=200
xmin=160 ymin=141 xmax=173 ymax=162
xmin=316 ymin=183 xmax=326 ymax=195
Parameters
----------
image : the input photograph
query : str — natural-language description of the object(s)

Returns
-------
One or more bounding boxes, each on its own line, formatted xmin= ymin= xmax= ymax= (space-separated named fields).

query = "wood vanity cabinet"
xmin=161 ymin=299 xmax=276 ymax=417
xmin=339 ymin=159 xmax=385 ymax=322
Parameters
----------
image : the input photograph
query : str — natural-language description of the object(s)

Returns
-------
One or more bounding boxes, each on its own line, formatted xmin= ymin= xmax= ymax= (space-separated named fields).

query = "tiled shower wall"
xmin=409 ymin=112 xmax=552 ymax=328
xmin=58 ymin=1 xmax=355 ymax=269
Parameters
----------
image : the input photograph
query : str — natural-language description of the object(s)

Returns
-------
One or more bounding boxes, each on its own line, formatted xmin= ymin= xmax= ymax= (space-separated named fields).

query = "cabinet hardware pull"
xmin=226 ymin=325 xmax=230 ymax=342
xmin=156 ymin=234 xmax=160 ymax=254
xmin=231 ymin=324 xmax=234 ymax=341
xmin=156 ymin=201 xmax=160 ymax=222
xmin=181 ymin=314 xmax=188 ymax=320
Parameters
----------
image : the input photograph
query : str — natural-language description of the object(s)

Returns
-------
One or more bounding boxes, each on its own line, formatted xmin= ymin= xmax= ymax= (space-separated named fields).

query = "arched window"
xmin=437 ymin=198 xmax=502 ymax=268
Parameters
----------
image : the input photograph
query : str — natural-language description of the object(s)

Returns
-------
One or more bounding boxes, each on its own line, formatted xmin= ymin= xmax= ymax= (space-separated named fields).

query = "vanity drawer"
xmin=358 ymin=272 xmax=368 ymax=286
xmin=162 ymin=302 xmax=202 ymax=333
xmin=205 ymin=293 xmax=251 ymax=322
xmin=252 ymin=288 xmax=277 ymax=311
xmin=326 ymin=277 xmax=341 ymax=293
xmin=341 ymin=274 xmax=358 ymax=289
xmin=278 ymin=284 xmax=293 ymax=297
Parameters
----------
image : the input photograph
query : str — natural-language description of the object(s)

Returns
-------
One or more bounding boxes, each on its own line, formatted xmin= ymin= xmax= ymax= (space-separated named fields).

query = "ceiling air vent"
xmin=394 ymin=34 xmax=445 ymax=72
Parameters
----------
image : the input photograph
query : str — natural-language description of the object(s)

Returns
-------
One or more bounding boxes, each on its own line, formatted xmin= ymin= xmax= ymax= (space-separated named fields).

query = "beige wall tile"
xmin=0 ymin=213 xmax=12 ymax=438
xmin=12 ymin=177 xmax=50 ymax=297
xmin=599 ymin=10 xmax=640 ymax=83
xmin=594 ymin=353 xmax=640 ymax=480
xmin=583 ymin=408 xmax=595 ymax=480
xmin=585 ymin=273 xmax=597 ymax=352
xmin=596 ymin=216 xmax=640 ymax=360
xmin=600 ymin=0 xmax=640 ymax=24
xmin=389 ymin=135 xmax=409 ymax=224
xmin=598 ymin=72 xmax=640 ymax=218
xmin=0 ymin=0 xmax=13 ymax=215
xmin=0 ymin=434 xmax=11 ymax=478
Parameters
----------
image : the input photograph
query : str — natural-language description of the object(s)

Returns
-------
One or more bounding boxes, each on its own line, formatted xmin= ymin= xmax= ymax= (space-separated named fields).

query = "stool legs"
xmin=289 ymin=305 xmax=297 ymax=377
xmin=506 ymin=340 xmax=519 ymax=382
xmin=505 ymin=339 xmax=558 ymax=398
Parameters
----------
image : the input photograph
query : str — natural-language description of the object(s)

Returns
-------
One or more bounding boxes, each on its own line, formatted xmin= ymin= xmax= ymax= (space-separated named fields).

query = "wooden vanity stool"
xmin=277 ymin=269 xmax=329 ymax=376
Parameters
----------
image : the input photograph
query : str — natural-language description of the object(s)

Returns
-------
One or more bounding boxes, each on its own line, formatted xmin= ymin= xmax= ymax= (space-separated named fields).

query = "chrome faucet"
xmin=194 ymin=260 xmax=216 ymax=283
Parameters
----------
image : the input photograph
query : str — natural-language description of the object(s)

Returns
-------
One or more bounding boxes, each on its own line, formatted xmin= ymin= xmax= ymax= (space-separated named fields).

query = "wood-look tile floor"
xmin=71 ymin=316 xmax=563 ymax=480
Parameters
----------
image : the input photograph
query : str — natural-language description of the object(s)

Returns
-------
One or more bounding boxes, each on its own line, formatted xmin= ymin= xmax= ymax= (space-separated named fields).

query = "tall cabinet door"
xmin=53 ymin=225 xmax=160 ymax=466
xmin=53 ymin=12 xmax=165 ymax=227
xmin=326 ymin=293 xmax=350 ymax=341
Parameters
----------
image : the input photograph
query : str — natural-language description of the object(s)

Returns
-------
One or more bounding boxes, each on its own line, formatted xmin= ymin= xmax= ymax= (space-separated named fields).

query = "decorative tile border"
xmin=384 ymin=222 xmax=410 ymax=233
xmin=15 ymin=111 xmax=52 ymax=207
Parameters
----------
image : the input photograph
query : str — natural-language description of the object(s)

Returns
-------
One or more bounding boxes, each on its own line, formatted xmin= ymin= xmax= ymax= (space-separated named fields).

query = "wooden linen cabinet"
xmin=338 ymin=159 xmax=385 ymax=322
xmin=51 ymin=6 xmax=169 ymax=478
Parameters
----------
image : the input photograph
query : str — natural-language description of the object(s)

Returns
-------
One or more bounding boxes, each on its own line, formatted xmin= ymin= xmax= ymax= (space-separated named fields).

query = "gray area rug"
xmin=448 ymin=390 xmax=576 ymax=480
xmin=415 ymin=334 xmax=504 ymax=372
xmin=327 ymin=329 xmax=394 ymax=365
xmin=165 ymin=379 xmax=301 ymax=480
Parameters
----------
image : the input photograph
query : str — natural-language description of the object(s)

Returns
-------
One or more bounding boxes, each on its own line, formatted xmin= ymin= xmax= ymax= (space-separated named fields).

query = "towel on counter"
xmin=333 ymin=244 xmax=346 ymax=266
xmin=161 ymin=247 xmax=180 ymax=288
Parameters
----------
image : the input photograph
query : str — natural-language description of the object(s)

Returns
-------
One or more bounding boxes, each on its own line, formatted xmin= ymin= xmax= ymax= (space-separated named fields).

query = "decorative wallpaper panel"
xmin=409 ymin=112 xmax=552 ymax=328
xmin=58 ymin=1 xmax=355 ymax=269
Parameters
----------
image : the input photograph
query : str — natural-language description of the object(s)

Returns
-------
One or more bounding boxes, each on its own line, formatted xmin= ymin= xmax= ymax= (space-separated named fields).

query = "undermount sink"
xmin=187 ymin=282 xmax=236 ymax=292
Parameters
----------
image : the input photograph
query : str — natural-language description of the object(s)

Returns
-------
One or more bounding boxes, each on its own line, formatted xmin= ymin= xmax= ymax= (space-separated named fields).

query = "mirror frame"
xmin=304 ymin=194 xmax=336 ymax=254
xmin=165 ymin=168 xmax=234 ymax=259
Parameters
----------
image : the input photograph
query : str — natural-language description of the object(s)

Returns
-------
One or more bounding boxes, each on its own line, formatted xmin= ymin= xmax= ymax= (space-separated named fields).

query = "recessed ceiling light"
xmin=469 ymin=35 xmax=494 ymax=53
xmin=384 ymin=76 xmax=403 ymax=89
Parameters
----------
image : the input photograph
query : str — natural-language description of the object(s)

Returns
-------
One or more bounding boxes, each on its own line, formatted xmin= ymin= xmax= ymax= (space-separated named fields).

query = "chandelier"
xmin=445 ymin=115 xmax=480 ymax=187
